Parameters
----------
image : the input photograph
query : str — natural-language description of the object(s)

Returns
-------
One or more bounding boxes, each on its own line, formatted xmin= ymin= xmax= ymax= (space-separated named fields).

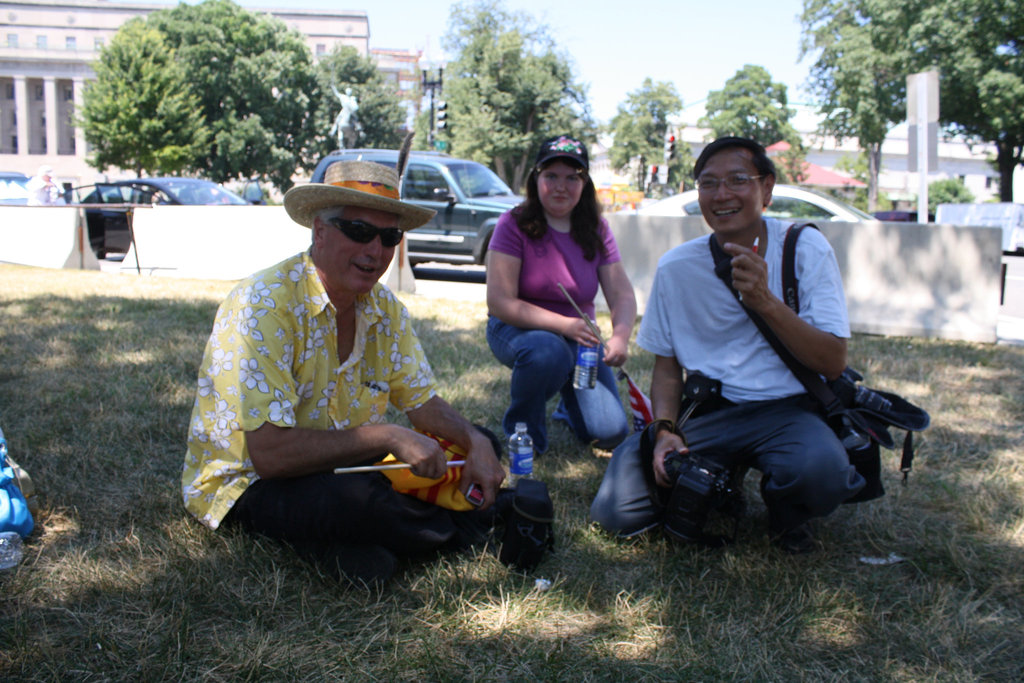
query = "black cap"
xmin=535 ymin=135 xmax=589 ymax=171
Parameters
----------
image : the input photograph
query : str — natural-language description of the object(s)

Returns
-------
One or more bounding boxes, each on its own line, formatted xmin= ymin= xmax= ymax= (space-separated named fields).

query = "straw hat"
xmin=284 ymin=160 xmax=435 ymax=230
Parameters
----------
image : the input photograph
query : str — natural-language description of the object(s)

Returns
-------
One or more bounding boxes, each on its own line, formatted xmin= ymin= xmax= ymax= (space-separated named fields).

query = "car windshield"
xmin=157 ymin=179 xmax=248 ymax=205
xmin=446 ymin=162 xmax=515 ymax=198
xmin=0 ymin=175 xmax=29 ymax=201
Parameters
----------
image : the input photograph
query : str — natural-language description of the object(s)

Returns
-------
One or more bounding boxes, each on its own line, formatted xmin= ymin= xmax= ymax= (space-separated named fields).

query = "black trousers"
xmin=225 ymin=469 xmax=463 ymax=556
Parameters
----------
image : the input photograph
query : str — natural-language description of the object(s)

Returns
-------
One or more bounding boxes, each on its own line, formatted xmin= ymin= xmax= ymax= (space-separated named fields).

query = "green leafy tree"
xmin=441 ymin=0 xmax=594 ymax=193
xmin=146 ymin=0 xmax=317 ymax=191
xmin=800 ymin=0 xmax=912 ymax=211
xmin=700 ymin=65 xmax=797 ymax=146
xmin=929 ymin=177 xmax=975 ymax=214
xmin=310 ymin=45 xmax=408 ymax=155
xmin=608 ymin=79 xmax=682 ymax=192
xmin=908 ymin=0 xmax=1024 ymax=201
xmin=774 ymin=139 xmax=810 ymax=185
xmin=79 ymin=20 xmax=208 ymax=176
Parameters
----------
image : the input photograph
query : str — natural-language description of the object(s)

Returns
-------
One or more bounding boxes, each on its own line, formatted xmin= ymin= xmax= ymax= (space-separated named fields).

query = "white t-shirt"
xmin=637 ymin=218 xmax=850 ymax=403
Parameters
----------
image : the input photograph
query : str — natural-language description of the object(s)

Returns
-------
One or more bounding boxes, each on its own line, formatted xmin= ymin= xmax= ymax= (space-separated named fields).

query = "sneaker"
xmin=772 ymin=523 xmax=817 ymax=554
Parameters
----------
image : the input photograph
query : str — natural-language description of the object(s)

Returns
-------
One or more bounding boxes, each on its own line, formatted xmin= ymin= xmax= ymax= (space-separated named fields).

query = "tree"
xmin=441 ymin=0 xmax=594 ymax=193
xmin=800 ymin=0 xmax=913 ymax=211
xmin=310 ymin=45 xmax=408 ymax=156
xmin=147 ymin=0 xmax=318 ymax=191
xmin=908 ymin=0 xmax=1024 ymax=201
xmin=929 ymin=177 xmax=975 ymax=214
xmin=78 ymin=20 xmax=208 ymax=176
xmin=608 ymin=79 xmax=682 ymax=192
xmin=700 ymin=65 xmax=797 ymax=146
xmin=774 ymin=139 xmax=810 ymax=185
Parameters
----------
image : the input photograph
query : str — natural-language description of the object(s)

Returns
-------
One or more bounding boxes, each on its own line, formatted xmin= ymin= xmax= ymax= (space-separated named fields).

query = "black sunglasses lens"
xmin=328 ymin=218 xmax=403 ymax=247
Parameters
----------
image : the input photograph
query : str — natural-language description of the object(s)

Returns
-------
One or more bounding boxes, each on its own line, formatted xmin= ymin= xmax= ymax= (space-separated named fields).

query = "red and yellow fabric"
xmin=377 ymin=433 xmax=472 ymax=511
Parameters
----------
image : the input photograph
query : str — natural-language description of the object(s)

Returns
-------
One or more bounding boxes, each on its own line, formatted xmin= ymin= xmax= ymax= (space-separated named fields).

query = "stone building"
xmin=0 ymin=0 xmax=376 ymax=186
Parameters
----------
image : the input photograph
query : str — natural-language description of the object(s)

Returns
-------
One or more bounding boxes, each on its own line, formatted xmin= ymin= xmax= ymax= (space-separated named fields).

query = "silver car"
xmin=630 ymin=184 xmax=874 ymax=222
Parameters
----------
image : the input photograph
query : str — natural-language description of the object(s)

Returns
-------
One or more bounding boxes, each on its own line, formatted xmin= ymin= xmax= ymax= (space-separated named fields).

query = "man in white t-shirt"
xmin=591 ymin=137 xmax=864 ymax=553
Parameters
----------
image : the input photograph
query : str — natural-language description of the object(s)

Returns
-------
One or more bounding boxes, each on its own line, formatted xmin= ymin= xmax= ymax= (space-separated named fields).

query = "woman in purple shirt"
xmin=486 ymin=135 xmax=637 ymax=454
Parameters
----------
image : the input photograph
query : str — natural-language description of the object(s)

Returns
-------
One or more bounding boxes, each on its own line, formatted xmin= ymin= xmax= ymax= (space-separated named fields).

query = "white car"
xmin=628 ymin=184 xmax=874 ymax=222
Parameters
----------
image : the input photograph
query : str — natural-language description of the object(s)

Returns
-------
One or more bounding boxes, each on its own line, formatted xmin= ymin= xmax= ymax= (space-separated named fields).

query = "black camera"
xmin=662 ymin=450 xmax=742 ymax=547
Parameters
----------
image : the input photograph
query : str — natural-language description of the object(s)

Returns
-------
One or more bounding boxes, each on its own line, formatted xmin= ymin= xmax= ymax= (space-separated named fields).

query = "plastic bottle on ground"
xmin=508 ymin=422 xmax=534 ymax=487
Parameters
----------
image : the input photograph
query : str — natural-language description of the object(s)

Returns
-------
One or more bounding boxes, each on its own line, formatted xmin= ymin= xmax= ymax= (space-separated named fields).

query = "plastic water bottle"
xmin=573 ymin=343 xmax=598 ymax=390
xmin=508 ymin=422 xmax=534 ymax=486
xmin=0 ymin=532 xmax=23 ymax=570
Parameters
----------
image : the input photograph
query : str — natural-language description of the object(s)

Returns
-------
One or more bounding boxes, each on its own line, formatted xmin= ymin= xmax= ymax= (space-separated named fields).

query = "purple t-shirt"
xmin=488 ymin=210 xmax=621 ymax=319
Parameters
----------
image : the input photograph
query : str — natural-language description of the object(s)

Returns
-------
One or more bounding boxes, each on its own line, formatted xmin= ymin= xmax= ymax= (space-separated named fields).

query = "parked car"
xmin=873 ymin=210 xmax=934 ymax=222
xmin=310 ymin=149 xmax=521 ymax=265
xmin=628 ymin=184 xmax=874 ymax=223
xmin=70 ymin=177 xmax=248 ymax=258
xmin=0 ymin=171 xmax=30 ymax=205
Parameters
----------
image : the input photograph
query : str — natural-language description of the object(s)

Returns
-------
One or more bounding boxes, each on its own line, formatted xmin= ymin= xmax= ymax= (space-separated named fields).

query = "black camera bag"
xmin=709 ymin=223 xmax=930 ymax=502
xmin=498 ymin=478 xmax=554 ymax=571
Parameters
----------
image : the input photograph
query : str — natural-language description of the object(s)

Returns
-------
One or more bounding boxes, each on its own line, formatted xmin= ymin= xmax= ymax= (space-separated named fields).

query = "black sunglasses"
xmin=325 ymin=217 xmax=403 ymax=248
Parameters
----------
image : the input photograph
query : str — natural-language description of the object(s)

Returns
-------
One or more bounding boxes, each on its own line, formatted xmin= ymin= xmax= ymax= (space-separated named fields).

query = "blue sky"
xmin=135 ymin=0 xmax=816 ymax=124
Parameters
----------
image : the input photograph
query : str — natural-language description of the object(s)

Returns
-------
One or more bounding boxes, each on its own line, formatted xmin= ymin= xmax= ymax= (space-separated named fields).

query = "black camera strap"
xmin=708 ymin=225 xmax=914 ymax=480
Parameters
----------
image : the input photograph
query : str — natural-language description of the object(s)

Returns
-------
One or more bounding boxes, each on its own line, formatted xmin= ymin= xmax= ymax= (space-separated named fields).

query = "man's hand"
xmin=390 ymin=429 xmax=451 ymax=480
xmin=653 ymin=431 xmax=687 ymax=488
xmin=723 ymin=241 xmax=770 ymax=310
xmin=459 ymin=429 xmax=505 ymax=509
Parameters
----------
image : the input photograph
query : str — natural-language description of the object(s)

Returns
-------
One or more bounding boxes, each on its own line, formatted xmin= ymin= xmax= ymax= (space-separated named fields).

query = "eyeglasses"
xmin=325 ymin=217 xmax=403 ymax=247
xmin=696 ymin=174 xmax=764 ymax=193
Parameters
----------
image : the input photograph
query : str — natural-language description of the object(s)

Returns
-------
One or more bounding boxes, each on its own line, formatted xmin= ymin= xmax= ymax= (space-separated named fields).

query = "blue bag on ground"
xmin=1 ymin=428 xmax=34 ymax=538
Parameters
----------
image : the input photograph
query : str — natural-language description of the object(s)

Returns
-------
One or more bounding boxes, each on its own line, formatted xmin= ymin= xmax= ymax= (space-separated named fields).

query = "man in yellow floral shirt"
xmin=182 ymin=160 xmax=505 ymax=584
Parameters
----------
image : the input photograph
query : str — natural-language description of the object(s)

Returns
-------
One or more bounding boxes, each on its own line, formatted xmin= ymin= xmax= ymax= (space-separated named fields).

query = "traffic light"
xmin=435 ymin=101 xmax=448 ymax=130
xmin=650 ymin=165 xmax=659 ymax=183
xmin=664 ymin=134 xmax=676 ymax=162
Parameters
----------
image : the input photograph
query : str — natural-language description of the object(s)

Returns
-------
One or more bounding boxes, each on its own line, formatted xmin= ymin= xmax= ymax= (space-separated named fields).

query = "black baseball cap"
xmin=535 ymin=135 xmax=589 ymax=171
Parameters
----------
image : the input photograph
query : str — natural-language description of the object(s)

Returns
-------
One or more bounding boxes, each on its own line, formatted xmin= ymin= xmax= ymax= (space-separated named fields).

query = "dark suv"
xmin=310 ymin=149 xmax=521 ymax=265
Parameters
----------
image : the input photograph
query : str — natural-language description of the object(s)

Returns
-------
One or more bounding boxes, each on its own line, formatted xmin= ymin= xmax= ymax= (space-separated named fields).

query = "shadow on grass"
xmin=2 ymin=288 xmax=1023 ymax=679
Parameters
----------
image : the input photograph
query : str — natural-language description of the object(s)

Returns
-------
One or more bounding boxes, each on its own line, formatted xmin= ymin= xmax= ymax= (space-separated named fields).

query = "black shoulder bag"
xmin=709 ymin=225 xmax=929 ymax=503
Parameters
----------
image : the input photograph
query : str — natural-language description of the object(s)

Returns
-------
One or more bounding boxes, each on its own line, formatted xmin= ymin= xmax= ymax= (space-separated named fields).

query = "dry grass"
xmin=1 ymin=263 xmax=1022 ymax=681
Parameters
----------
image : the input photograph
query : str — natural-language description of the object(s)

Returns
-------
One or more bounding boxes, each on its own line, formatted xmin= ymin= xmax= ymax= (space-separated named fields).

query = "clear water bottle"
xmin=0 ymin=531 xmax=23 ymax=570
xmin=508 ymin=422 xmax=534 ymax=486
xmin=573 ymin=343 xmax=598 ymax=390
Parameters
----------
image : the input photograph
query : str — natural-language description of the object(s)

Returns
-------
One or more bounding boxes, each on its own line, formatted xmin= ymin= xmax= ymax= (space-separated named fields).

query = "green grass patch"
xmin=1 ymin=263 xmax=1022 ymax=680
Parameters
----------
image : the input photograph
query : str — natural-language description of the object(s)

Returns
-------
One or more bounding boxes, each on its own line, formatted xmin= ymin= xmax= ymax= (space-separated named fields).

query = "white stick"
xmin=556 ymin=282 xmax=606 ymax=345
xmin=333 ymin=459 xmax=466 ymax=474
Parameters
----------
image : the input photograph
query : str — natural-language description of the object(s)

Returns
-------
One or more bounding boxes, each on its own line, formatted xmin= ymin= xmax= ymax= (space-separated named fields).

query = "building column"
xmin=73 ymin=77 xmax=86 ymax=159
xmin=14 ymin=75 xmax=28 ymax=155
xmin=44 ymin=76 xmax=58 ymax=156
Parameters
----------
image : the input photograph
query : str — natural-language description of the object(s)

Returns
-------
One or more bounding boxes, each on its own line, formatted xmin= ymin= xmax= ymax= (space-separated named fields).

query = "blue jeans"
xmin=487 ymin=316 xmax=629 ymax=453
xmin=590 ymin=394 xmax=865 ymax=536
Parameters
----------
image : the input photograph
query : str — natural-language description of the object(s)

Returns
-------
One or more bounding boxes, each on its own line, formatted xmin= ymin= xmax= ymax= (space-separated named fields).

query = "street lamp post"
xmin=422 ymin=67 xmax=444 ymax=147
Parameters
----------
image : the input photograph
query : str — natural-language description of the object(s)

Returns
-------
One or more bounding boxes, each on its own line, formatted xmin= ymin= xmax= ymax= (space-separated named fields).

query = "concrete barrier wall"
xmin=0 ymin=206 xmax=99 ymax=270
xmin=606 ymin=214 xmax=1003 ymax=343
xmin=116 ymin=205 xmax=310 ymax=280
xmin=2 ymin=204 xmax=1003 ymax=341
xmin=117 ymin=205 xmax=416 ymax=291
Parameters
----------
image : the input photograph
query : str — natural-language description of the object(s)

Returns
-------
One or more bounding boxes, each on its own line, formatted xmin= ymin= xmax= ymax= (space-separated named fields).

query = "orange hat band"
xmin=330 ymin=179 xmax=400 ymax=200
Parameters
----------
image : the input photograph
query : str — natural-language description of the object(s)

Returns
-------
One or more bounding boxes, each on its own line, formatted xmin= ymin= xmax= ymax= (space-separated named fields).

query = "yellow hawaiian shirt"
xmin=182 ymin=250 xmax=437 ymax=529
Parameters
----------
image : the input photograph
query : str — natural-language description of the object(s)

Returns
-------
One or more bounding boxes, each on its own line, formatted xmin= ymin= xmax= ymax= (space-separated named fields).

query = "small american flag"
xmin=618 ymin=370 xmax=653 ymax=432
